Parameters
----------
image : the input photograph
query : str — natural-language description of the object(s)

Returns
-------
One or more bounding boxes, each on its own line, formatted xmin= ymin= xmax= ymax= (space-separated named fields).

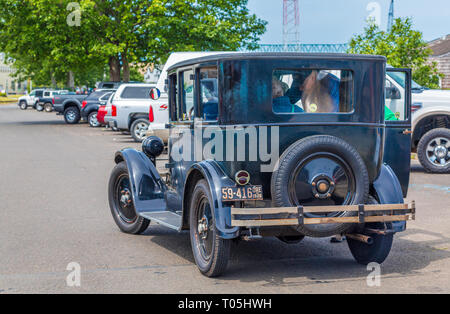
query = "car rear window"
xmin=120 ymin=86 xmax=151 ymax=99
xmin=272 ymin=69 xmax=354 ymax=114
xmin=86 ymin=91 xmax=109 ymax=100
xmin=101 ymin=83 xmax=116 ymax=89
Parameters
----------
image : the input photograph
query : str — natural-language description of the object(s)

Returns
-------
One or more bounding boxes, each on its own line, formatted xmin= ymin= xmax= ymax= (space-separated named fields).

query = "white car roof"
xmin=156 ymin=52 xmax=237 ymax=92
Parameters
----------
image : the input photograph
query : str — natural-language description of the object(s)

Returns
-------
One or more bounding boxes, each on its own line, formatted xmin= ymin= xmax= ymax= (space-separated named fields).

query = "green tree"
xmin=0 ymin=0 xmax=266 ymax=84
xmin=349 ymin=17 xmax=443 ymax=89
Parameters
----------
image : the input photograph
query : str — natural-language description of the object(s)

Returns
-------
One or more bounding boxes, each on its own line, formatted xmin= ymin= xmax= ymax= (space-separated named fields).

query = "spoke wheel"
xmin=114 ymin=174 xmax=137 ymax=224
xmin=271 ymin=135 xmax=369 ymax=237
xmin=108 ymin=161 xmax=150 ymax=234
xmin=190 ymin=179 xmax=230 ymax=277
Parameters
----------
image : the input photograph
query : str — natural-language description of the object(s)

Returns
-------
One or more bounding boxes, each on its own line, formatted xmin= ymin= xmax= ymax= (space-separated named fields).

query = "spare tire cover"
xmin=271 ymin=135 xmax=369 ymax=237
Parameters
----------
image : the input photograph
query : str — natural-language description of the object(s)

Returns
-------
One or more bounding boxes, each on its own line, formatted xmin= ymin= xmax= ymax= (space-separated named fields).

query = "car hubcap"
xmin=134 ymin=122 xmax=149 ymax=140
xmin=115 ymin=175 xmax=137 ymax=223
xmin=426 ymin=137 xmax=450 ymax=167
xmin=90 ymin=113 xmax=99 ymax=126
xmin=288 ymin=153 xmax=356 ymax=217
xmin=196 ymin=196 xmax=213 ymax=260
xmin=67 ymin=111 xmax=76 ymax=121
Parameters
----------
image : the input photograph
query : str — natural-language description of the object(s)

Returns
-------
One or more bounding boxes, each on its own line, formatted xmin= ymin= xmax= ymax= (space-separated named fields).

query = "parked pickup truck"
xmin=53 ymin=94 xmax=88 ymax=124
xmin=104 ymin=83 xmax=168 ymax=142
xmin=385 ymin=71 xmax=450 ymax=173
xmin=36 ymin=90 xmax=64 ymax=112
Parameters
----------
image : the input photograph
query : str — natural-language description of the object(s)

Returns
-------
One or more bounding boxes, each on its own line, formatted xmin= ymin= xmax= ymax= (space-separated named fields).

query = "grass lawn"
xmin=0 ymin=95 xmax=20 ymax=104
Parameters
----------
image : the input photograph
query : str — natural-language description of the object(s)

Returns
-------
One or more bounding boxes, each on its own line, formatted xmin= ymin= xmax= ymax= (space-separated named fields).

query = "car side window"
xmin=385 ymin=76 xmax=406 ymax=121
xmin=120 ymin=87 xmax=152 ymax=99
xmin=29 ymin=91 xmax=35 ymax=96
xmin=272 ymin=69 xmax=353 ymax=114
xmin=100 ymin=93 xmax=112 ymax=101
xmin=199 ymin=67 xmax=219 ymax=121
xmin=179 ymin=69 xmax=194 ymax=121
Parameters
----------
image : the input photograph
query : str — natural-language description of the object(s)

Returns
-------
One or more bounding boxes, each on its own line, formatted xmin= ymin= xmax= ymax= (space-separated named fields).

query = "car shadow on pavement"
xmin=147 ymin=226 xmax=450 ymax=284
xmin=410 ymin=163 xmax=427 ymax=173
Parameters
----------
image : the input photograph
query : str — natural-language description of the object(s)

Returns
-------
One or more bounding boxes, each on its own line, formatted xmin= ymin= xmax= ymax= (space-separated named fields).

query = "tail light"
xmin=149 ymin=105 xmax=154 ymax=122
xmin=52 ymin=98 xmax=55 ymax=105
xmin=82 ymin=100 xmax=87 ymax=108
xmin=411 ymin=102 xmax=422 ymax=113
xmin=112 ymin=104 xmax=117 ymax=116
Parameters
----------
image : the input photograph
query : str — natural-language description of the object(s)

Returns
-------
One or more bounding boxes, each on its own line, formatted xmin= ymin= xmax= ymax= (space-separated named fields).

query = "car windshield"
xmin=387 ymin=72 xmax=423 ymax=90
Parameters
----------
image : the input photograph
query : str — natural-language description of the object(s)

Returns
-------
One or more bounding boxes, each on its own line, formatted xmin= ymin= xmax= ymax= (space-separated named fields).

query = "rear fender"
xmin=183 ymin=161 xmax=240 ymax=239
xmin=372 ymin=164 xmax=406 ymax=232
xmin=115 ymin=149 xmax=167 ymax=213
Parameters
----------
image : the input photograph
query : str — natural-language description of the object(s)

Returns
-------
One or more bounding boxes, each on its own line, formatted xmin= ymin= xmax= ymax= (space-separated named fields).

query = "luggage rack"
xmin=230 ymin=201 xmax=415 ymax=227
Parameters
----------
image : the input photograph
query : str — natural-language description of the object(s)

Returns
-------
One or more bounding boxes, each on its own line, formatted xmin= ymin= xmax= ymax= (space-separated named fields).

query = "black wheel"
xmin=36 ymin=103 xmax=44 ymax=111
xmin=277 ymin=235 xmax=305 ymax=244
xmin=347 ymin=196 xmax=393 ymax=265
xmin=108 ymin=161 xmax=150 ymax=234
xmin=271 ymin=135 xmax=369 ymax=238
xmin=44 ymin=102 xmax=53 ymax=112
xmin=19 ymin=101 xmax=27 ymax=110
xmin=417 ymin=128 xmax=450 ymax=173
xmin=64 ymin=106 xmax=81 ymax=124
xmin=130 ymin=118 xmax=150 ymax=142
xmin=190 ymin=179 xmax=231 ymax=277
xmin=88 ymin=111 xmax=100 ymax=127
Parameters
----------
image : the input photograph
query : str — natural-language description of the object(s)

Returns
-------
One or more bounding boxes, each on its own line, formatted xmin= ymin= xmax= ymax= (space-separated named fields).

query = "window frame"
xmin=196 ymin=65 xmax=220 ymax=122
xmin=271 ymin=68 xmax=355 ymax=116
xmin=176 ymin=67 xmax=195 ymax=123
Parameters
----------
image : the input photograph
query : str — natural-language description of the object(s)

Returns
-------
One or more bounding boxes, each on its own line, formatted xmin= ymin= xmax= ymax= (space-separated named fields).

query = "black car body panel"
xmin=112 ymin=52 xmax=413 ymax=239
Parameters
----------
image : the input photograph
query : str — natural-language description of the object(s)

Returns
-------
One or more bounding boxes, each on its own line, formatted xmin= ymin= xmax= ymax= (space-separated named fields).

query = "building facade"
xmin=428 ymin=34 xmax=450 ymax=89
xmin=0 ymin=53 xmax=28 ymax=94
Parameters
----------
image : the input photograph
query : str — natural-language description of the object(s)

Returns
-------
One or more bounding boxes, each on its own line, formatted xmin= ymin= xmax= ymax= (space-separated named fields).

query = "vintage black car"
xmin=108 ymin=53 xmax=416 ymax=277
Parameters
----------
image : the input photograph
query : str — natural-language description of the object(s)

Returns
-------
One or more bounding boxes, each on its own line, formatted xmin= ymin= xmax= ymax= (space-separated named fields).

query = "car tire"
xmin=417 ymin=128 xmax=450 ymax=173
xmin=130 ymin=118 xmax=150 ymax=142
xmin=36 ymin=103 xmax=44 ymax=111
xmin=190 ymin=179 xmax=231 ymax=277
xmin=271 ymin=135 xmax=369 ymax=238
xmin=108 ymin=161 xmax=150 ymax=234
xmin=19 ymin=101 xmax=27 ymax=110
xmin=347 ymin=196 xmax=394 ymax=265
xmin=44 ymin=103 xmax=53 ymax=112
xmin=277 ymin=235 xmax=305 ymax=244
xmin=63 ymin=106 xmax=81 ymax=124
xmin=88 ymin=111 xmax=100 ymax=127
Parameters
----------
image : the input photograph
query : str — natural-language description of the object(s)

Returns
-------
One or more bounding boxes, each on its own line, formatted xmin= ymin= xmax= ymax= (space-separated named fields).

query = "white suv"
xmin=104 ymin=84 xmax=168 ymax=142
xmin=17 ymin=89 xmax=45 ymax=110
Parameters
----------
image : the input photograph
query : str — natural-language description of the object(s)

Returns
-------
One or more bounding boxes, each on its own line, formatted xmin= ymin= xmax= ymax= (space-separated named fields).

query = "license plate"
xmin=221 ymin=185 xmax=263 ymax=201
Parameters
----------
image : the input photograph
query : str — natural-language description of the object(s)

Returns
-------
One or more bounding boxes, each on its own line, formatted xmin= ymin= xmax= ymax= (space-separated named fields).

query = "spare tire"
xmin=271 ymin=135 xmax=369 ymax=237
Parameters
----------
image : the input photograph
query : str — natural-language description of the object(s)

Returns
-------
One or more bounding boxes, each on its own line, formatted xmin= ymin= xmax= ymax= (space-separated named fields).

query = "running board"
xmin=140 ymin=211 xmax=182 ymax=230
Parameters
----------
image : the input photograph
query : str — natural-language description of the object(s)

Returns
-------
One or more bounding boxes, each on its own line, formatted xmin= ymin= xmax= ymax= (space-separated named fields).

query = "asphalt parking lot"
xmin=0 ymin=104 xmax=449 ymax=294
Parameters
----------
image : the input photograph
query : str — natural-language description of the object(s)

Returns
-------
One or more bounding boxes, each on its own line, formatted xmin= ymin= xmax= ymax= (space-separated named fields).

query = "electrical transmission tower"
xmin=387 ymin=0 xmax=394 ymax=32
xmin=283 ymin=0 xmax=300 ymax=46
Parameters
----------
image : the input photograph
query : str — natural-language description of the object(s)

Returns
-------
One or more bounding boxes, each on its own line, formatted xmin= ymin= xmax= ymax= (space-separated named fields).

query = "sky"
xmin=247 ymin=0 xmax=450 ymax=44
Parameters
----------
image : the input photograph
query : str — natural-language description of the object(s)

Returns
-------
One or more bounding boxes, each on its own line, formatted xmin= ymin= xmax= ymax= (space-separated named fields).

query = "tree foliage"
xmin=349 ymin=18 xmax=443 ymax=89
xmin=0 ymin=0 xmax=267 ymax=86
